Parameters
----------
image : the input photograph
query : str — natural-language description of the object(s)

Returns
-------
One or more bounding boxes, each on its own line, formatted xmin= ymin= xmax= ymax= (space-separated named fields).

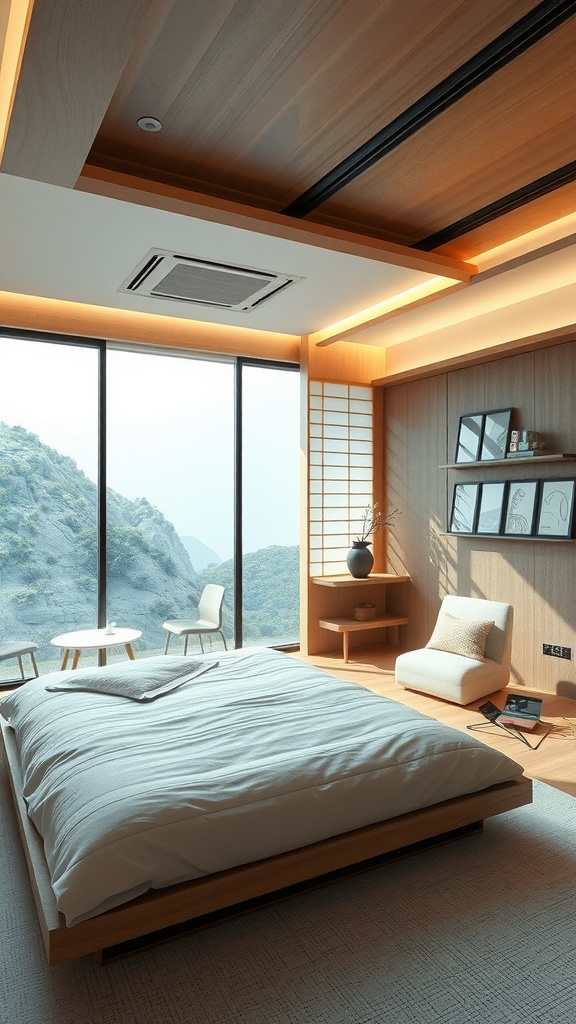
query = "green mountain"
xmin=0 ymin=423 xmax=299 ymax=667
xmin=197 ymin=545 xmax=300 ymax=647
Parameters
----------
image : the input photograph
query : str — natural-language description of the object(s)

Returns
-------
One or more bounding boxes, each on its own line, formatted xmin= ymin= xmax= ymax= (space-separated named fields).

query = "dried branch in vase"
xmin=354 ymin=503 xmax=401 ymax=543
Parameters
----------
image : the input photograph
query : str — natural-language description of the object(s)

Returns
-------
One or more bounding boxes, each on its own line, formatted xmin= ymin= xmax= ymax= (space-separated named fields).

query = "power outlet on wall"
xmin=542 ymin=643 xmax=572 ymax=659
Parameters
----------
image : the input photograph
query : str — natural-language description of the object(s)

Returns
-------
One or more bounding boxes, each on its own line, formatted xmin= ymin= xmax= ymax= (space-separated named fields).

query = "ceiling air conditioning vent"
xmin=119 ymin=249 xmax=299 ymax=311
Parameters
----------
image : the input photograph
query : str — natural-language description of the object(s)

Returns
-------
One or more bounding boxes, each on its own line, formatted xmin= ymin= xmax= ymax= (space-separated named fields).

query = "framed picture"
xmin=449 ymin=482 xmax=479 ymax=533
xmin=502 ymin=480 xmax=538 ymax=536
xmin=479 ymin=408 xmax=513 ymax=462
xmin=455 ymin=413 xmax=483 ymax=464
xmin=476 ymin=481 xmax=506 ymax=534
xmin=536 ymin=479 xmax=576 ymax=538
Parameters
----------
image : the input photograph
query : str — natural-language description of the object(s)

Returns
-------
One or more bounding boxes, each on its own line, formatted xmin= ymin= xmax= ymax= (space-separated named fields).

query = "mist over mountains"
xmin=179 ymin=535 xmax=222 ymax=571
xmin=0 ymin=423 xmax=299 ymax=665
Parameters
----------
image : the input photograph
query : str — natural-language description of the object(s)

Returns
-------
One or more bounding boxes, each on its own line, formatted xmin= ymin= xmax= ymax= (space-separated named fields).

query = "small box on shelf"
xmin=354 ymin=603 xmax=376 ymax=621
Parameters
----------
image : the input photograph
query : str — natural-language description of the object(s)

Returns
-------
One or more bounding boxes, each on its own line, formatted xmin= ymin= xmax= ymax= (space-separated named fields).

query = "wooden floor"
xmin=292 ymin=645 xmax=576 ymax=798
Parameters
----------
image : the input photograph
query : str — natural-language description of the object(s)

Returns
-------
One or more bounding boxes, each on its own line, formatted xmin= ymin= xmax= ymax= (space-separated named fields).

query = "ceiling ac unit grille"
xmin=119 ymin=250 xmax=298 ymax=310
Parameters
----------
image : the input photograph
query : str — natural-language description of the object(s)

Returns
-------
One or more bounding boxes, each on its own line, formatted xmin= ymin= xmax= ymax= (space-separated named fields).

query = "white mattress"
xmin=0 ymin=647 xmax=522 ymax=926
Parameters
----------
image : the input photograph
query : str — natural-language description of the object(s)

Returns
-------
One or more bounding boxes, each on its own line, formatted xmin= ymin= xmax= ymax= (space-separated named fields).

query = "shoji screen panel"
xmin=309 ymin=381 xmax=373 ymax=576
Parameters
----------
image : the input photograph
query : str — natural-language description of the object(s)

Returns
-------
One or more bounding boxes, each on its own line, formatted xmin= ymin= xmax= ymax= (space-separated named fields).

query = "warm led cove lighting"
xmin=311 ymin=275 xmax=459 ymax=346
xmin=471 ymin=212 xmax=576 ymax=272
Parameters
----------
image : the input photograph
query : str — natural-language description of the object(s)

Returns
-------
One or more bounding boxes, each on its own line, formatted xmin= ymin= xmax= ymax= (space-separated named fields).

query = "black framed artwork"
xmin=449 ymin=482 xmax=479 ymax=533
xmin=502 ymin=480 xmax=538 ymax=536
xmin=454 ymin=408 xmax=513 ymax=464
xmin=536 ymin=479 xmax=576 ymax=538
xmin=479 ymin=408 xmax=513 ymax=462
xmin=476 ymin=481 xmax=506 ymax=534
xmin=449 ymin=476 xmax=576 ymax=540
xmin=454 ymin=413 xmax=483 ymax=463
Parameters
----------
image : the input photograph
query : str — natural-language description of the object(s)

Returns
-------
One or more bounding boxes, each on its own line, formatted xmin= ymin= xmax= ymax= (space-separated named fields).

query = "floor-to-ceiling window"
xmin=0 ymin=336 xmax=99 ymax=677
xmin=0 ymin=333 xmax=300 ymax=678
xmin=239 ymin=360 xmax=300 ymax=647
xmin=106 ymin=347 xmax=235 ymax=655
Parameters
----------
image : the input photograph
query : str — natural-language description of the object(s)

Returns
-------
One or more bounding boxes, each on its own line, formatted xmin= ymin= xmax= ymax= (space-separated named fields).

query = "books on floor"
xmin=497 ymin=693 xmax=543 ymax=731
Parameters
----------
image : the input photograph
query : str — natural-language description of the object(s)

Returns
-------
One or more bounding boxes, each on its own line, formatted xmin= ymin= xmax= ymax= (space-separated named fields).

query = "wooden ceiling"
xmin=4 ymin=0 xmax=576 ymax=262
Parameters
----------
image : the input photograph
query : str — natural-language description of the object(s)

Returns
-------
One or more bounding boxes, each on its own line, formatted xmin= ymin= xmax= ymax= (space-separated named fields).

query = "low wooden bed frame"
xmin=1 ymin=718 xmax=532 ymax=966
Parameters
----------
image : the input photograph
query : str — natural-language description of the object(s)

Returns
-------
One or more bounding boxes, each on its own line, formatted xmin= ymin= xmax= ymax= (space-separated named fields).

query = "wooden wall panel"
xmin=445 ymin=351 xmax=539 ymax=692
xmin=383 ymin=338 xmax=576 ymax=697
xmin=307 ymin=339 xmax=386 ymax=385
xmin=444 ymin=537 xmax=537 ymax=691
xmin=446 ymin=353 xmax=536 ymax=455
xmin=534 ymin=341 xmax=576 ymax=451
xmin=531 ymin=342 xmax=576 ymax=700
xmin=531 ymin=542 xmax=576 ymax=700
xmin=383 ymin=373 xmax=447 ymax=646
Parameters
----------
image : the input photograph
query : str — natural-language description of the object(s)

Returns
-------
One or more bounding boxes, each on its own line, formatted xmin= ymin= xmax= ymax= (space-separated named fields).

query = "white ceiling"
xmin=0 ymin=172 xmax=457 ymax=338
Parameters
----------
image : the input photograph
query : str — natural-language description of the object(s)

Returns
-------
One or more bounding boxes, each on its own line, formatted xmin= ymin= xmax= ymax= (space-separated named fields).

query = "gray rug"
xmin=1 ymin=759 xmax=575 ymax=1024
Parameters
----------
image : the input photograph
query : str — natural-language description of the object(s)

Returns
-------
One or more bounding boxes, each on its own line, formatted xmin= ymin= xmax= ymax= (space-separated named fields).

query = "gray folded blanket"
xmin=44 ymin=655 xmax=218 ymax=701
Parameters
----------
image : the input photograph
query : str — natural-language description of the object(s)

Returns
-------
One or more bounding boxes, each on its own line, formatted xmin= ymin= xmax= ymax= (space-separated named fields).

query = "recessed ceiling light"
xmin=137 ymin=116 xmax=162 ymax=132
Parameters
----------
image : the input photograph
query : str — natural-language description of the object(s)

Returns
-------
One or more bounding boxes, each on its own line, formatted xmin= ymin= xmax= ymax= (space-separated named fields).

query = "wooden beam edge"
xmin=76 ymin=166 xmax=475 ymax=282
xmin=371 ymin=324 xmax=576 ymax=387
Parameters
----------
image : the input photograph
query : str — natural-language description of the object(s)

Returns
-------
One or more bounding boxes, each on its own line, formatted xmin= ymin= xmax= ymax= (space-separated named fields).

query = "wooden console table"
xmin=313 ymin=573 xmax=410 ymax=662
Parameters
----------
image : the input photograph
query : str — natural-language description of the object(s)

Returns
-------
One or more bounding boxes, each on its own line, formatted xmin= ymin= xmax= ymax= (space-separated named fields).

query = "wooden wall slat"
xmin=383 ymin=338 xmax=576 ymax=696
xmin=384 ymin=373 xmax=447 ymax=644
xmin=531 ymin=342 xmax=576 ymax=699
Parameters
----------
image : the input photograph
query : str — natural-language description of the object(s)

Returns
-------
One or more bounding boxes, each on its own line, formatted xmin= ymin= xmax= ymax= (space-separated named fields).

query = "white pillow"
xmin=44 ymin=656 xmax=218 ymax=702
xmin=426 ymin=612 xmax=493 ymax=660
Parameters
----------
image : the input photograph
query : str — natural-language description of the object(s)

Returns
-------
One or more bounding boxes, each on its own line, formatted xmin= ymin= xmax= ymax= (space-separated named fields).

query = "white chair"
xmin=395 ymin=595 xmax=513 ymax=706
xmin=0 ymin=641 xmax=39 ymax=686
xmin=163 ymin=584 xmax=227 ymax=655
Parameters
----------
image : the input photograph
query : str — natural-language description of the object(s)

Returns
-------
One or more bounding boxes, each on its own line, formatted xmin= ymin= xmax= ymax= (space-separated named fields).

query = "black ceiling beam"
xmin=413 ymin=159 xmax=576 ymax=251
xmin=281 ymin=0 xmax=576 ymax=220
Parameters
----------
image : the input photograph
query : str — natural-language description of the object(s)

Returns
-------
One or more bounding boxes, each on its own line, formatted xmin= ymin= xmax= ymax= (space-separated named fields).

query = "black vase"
xmin=346 ymin=540 xmax=374 ymax=578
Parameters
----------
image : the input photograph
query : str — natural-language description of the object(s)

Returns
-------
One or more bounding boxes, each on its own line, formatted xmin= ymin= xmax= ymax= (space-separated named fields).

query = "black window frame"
xmin=1 ymin=328 xmax=299 ymax=650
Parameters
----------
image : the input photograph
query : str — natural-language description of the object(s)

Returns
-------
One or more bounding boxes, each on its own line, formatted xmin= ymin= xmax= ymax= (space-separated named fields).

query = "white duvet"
xmin=1 ymin=647 xmax=522 ymax=926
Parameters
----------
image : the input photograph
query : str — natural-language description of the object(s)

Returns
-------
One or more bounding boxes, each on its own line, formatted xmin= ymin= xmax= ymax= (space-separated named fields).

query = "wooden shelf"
xmin=312 ymin=573 xmax=410 ymax=587
xmin=444 ymin=533 xmax=574 ymax=542
xmin=319 ymin=615 xmax=409 ymax=631
xmin=313 ymin=574 xmax=410 ymax=661
xmin=440 ymin=453 xmax=576 ymax=469
xmin=319 ymin=615 xmax=409 ymax=663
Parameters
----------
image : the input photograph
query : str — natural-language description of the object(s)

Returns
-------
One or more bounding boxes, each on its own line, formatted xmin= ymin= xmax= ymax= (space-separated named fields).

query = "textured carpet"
xmin=1 ymin=758 xmax=575 ymax=1024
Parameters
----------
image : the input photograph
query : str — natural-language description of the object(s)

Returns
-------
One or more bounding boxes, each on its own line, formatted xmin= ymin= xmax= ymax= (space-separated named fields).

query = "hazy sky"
xmin=2 ymin=337 xmax=300 ymax=560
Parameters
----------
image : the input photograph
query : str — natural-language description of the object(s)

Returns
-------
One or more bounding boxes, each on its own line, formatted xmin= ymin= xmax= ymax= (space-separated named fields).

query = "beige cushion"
xmin=426 ymin=612 xmax=493 ymax=661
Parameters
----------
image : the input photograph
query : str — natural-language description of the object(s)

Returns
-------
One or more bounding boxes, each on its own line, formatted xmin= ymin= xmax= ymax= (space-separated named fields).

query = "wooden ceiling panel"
xmin=87 ymin=0 xmax=540 ymax=208
xmin=311 ymin=19 xmax=576 ymax=247
xmin=5 ymin=0 xmax=575 ymax=274
xmin=433 ymin=180 xmax=576 ymax=261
